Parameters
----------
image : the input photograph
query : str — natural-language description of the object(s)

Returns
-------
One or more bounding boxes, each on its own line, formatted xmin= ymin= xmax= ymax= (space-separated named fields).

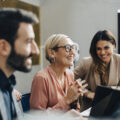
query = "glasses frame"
xmin=52 ymin=44 xmax=77 ymax=52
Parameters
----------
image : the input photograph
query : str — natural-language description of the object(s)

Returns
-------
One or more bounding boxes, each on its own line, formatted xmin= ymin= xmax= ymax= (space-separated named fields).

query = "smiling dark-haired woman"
xmin=30 ymin=34 xmax=87 ymax=112
xmin=74 ymin=30 xmax=120 ymax=111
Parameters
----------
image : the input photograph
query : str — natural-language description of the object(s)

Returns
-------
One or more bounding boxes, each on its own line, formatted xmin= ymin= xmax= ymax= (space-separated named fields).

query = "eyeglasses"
xmin=52 ymin=44 xmax=77 ymax=52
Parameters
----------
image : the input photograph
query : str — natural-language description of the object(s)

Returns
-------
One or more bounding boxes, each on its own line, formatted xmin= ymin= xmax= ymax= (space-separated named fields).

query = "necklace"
xmin=58 ymin=76 xmax=65 ymax=90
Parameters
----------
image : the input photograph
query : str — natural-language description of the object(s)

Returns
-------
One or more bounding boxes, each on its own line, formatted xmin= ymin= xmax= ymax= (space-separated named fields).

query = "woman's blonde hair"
xmin=45 ymin=34 xmax=72 ymax=63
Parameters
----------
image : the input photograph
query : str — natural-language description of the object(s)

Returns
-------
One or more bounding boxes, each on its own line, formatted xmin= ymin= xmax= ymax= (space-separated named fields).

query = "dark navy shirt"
xmin=0 ymin=70 xmax=17 ymax=120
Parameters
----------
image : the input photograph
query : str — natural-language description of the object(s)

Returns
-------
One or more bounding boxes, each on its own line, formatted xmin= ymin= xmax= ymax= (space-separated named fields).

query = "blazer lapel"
xmin=89 ymin=64 xmax=101 ymax=91
xmin=108 ymin=56 xmax=118 ymax=85
xmin=94 ymin=72 xmax=101 ymax=86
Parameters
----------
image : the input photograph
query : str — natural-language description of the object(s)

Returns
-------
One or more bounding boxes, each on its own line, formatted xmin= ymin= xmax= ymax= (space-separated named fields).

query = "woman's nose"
xmin=101 ymin=50 xmax=105 ymax=55
xmin=69 ymin=48 xmax=76 ymax=56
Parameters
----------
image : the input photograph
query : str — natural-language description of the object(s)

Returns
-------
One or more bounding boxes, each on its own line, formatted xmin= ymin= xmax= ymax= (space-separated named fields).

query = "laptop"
xmin=89 ymin=85 xmax=120 ymax=118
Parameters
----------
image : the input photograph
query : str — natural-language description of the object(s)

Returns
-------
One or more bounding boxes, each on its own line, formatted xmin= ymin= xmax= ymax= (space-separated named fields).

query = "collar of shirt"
xmin=0 ymin=69 xmax=16 ymax=92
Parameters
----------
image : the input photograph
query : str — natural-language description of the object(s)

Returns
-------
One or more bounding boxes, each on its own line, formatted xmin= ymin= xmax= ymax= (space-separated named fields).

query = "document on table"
xmin=80 ymin=107 xmax=91 ymax=117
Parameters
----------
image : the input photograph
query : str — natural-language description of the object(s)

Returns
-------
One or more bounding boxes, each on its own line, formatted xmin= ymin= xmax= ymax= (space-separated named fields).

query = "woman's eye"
xmin=96 ymin=48 xmax=101 ymax=51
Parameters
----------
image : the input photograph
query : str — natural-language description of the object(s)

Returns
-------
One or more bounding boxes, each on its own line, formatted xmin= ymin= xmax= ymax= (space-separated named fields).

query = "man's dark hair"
xmin=0 ymin=8 xmax=39 ymax=46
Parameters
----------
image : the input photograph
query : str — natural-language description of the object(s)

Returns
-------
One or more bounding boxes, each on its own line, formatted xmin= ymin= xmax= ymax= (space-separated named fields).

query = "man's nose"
xmin=31 ymin=41 xmax=40 ymax=56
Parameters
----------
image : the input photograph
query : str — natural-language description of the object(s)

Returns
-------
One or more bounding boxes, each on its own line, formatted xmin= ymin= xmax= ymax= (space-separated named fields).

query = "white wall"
xmin=15 ymin=65 xmax=41 ymax=93
xmin=15 ymin=0 xmax=120 ymax=93
xmin=40 ymin=0 xmax=120 ymax=67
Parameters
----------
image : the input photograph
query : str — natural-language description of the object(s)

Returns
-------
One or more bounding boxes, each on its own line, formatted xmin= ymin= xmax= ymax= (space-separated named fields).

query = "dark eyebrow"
xmin=104 ymin=46 xmax=110 ymax=48
xmin=96 ymin=45 xmax=110 ymax=50
xmin=96 ymin=47 xmax=101 ymax=50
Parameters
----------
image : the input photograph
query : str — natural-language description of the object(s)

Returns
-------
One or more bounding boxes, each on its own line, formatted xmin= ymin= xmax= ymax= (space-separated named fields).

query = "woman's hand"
xmin=84 ymin=91 xmax=95 ymax=100
xmin=78 ymin=79 xmax=88 ymax=96
xmin=64 ymin=79 xmax=88 ymax=105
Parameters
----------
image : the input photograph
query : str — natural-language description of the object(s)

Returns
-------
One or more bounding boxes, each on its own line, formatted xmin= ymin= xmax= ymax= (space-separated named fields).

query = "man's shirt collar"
xmin=0 ymin=69 xmax=16 ymax=91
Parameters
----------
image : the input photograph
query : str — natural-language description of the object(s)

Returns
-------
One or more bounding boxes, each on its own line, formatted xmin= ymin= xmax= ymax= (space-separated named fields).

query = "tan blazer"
xmin=74 ymin=53 xmax=120 ymax=92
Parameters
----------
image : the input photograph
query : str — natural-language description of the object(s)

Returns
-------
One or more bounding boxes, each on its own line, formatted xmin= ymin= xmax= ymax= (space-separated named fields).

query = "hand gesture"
xmin=64 ymin=79 xmax=88 ymax=104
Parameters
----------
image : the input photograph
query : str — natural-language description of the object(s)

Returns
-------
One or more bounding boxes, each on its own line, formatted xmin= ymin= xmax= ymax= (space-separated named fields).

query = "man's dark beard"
xmin=7 ymin=48 xmax=32 ymax=72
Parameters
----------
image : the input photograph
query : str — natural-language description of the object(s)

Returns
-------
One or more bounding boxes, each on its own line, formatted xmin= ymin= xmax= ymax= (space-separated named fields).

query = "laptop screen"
xmin=90 ymin=85 xmax=120 ymax=118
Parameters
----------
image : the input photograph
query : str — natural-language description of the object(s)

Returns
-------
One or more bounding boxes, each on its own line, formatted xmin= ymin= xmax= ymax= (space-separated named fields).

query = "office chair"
xmin=21 ymin=93 xmax=31 ymax=112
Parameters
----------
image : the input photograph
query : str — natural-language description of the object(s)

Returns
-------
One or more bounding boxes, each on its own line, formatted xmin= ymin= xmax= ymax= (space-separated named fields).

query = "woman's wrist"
xmin=64 ymin=96 xmax=71 ymax=105
xmin=84 ymin=91 xmax=95 ymax=100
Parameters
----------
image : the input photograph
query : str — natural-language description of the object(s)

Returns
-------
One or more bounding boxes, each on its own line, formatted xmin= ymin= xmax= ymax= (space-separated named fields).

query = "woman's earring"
xmin=51 ymin=57 xmax=55 ymax=63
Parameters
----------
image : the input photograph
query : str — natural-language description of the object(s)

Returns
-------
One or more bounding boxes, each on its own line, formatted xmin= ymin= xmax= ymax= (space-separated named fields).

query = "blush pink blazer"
xmin=30 ymin=65 xmax=80 ymax=110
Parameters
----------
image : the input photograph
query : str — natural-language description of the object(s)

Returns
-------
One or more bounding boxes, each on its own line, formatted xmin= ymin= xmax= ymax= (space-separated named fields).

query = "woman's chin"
xmin=68 ymin=62 xmax=74 ymax=67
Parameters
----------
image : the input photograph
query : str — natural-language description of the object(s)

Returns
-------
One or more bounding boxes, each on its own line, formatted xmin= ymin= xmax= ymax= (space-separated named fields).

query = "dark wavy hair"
xmin=89 ymin=30 xmax=116 ymax=85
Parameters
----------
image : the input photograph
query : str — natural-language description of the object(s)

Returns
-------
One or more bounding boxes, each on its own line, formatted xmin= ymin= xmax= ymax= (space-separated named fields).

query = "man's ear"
xmin=0 ymin=39 xmax=11 ymax=56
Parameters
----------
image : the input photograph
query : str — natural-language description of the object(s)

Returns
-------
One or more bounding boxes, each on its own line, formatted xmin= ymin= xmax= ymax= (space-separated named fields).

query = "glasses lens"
xmin=65 ymin=45 xmax=71 ymax=52
xmin=72 ymin=45 xmax=77 ymax=51
xmin=65 ymin=45 xmax=78 ymax=52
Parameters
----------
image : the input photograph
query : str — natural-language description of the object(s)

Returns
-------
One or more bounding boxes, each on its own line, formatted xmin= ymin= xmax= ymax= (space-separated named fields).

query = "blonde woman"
xmin=30 ymin=34 xmax=87 ymax=111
